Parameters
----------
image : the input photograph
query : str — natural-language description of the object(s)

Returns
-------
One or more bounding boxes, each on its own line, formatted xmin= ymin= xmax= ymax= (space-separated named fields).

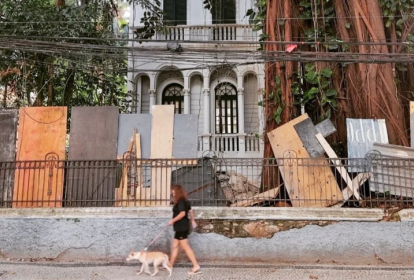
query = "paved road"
xmin=1 ymin=263 xmax=414 ymax=280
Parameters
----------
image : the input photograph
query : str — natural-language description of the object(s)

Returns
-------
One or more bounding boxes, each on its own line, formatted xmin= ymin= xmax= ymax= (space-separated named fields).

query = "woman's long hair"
xmin=172 ymin=184 xmax=188 ymax=204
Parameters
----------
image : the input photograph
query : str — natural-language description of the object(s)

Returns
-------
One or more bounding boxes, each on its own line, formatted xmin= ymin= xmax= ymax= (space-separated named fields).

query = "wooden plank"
xmin=0 ymin=109 xmax=18 ymax=207
xmin=66 ymin=106 xmax=119 ymax=207
xmin=267 ymin=114 xmax=342 ymax=207
xmin=411 ymin=101 xmax=414 ymax=148
xmin=230 ymin=185 xmax=281 ymax=207
xmin=13 ymin=107 xmax=67 ymax=208
xmin=316 ymin=133 xmax=361 ymax=201
xmin=149 ymin=105 xmax=175 ymax=206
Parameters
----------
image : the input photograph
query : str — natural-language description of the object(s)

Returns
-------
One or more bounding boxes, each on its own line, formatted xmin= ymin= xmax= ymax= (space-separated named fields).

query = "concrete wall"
xmin=1 ymin=207 xmax=414 ymax=265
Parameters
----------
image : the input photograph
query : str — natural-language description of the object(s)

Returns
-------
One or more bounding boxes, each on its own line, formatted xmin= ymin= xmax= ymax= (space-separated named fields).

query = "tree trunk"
xmin=3 ymin=82 xmax=7 ymax=108
xmin=56 ymin=0 xmax=65 ymax=7
xmin=64 ymin=72 xmax=75 ymax=106
xmin=47 ymin=64 xmax=54 ymax=106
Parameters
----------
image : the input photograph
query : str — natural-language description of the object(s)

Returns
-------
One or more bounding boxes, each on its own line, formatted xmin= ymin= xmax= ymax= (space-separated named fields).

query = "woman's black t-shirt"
xmin=172 ymin=198 xmax=191 ymax=232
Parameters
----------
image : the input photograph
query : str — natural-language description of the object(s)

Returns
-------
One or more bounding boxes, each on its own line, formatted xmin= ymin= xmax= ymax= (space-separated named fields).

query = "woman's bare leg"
xmin=179 ymin=239 xmax=200 ymax=272
xmin=169 ymin=239 xmax=180 ymax=268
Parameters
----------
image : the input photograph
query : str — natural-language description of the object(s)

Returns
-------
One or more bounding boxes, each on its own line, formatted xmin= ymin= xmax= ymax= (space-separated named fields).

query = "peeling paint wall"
xmin=1 ymin=217 xmax=414 ymax=265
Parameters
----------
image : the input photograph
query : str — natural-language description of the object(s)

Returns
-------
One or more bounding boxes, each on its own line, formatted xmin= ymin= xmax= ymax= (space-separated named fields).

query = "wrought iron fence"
xmin=1 ymin=155 xmax=414 ymax=209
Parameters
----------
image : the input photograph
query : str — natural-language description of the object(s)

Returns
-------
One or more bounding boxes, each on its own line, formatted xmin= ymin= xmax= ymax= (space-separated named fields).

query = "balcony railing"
xmin=156 ymin=24 xmax=258 ymax=42
xmin=198 ymin=135 xmax=262 ymax=153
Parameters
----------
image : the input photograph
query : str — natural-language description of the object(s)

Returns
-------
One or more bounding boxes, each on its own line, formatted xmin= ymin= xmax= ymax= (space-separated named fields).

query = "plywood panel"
xmin=411 ymin=101 xmax=414 ymax=148
xmin=116 ymin=132 xmax=147 ymax=206
xmin=118 ymin=114 xmax=151 ymax=158
xmin=173 ymin=114 xmax=198 ymax=159
xmin=65 ymin=106 xmax=119 ymax=207
xmin=0 ymin=109 xmax=18 ymax=207
xmin=69 ymin=106 xmax=118 ymax=160
xmin=267 ymin=114 xmax=342 ymax=207
xmin=149 ymin=105 xmax=174 ymax=206
xmin=13 ymin=107 xmax=67 ymax=208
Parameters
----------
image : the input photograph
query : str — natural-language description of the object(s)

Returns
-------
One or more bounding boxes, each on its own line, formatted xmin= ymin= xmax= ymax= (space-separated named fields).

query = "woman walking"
xmin=168 ymin=184 xmax=201 ymax=275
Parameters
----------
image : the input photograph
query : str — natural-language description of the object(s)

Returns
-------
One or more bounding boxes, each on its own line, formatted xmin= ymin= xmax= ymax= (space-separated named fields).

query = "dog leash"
xmin=143 ymin=225 xmax=169 ymax=251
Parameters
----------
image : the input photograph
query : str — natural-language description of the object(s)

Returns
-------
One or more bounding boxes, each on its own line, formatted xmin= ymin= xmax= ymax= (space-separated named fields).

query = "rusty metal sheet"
xmin=66 ymin=106 xmax=119 ymax=207
xmin=0 ymin=109 xmax=18 ymax=207
xmin=13 ymin=107 xmax=67 ymax=208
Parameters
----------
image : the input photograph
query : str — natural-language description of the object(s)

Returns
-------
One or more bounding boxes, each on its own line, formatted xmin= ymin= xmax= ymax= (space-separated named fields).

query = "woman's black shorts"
xmin=174 ymin=231 xmax=189 ymax=240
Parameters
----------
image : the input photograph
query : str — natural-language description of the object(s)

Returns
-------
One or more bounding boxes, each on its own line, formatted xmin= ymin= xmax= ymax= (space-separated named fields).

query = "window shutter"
xmin=163 ymin=0 xmax=176 ymax=26
xmin=212 ymin=0 xmax=235 ymax=24
xmin=175 ymin=0 xmax=187 ymax=26
xmin=222 ymin=0 xmax=236 ymax=24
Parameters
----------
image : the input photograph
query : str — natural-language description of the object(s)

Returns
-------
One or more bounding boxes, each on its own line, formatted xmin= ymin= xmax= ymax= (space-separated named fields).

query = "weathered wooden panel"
xmin=172 ymin=114 xmax=198 ymax=159
xmin=411 ymin=102 xmax=414 ymax=148
xmin=68 ymin=106 xmax=119 ymax=160
xmin=117 ymin=114 xmax=151 ymax=158
xmin=149 ymin=105 xmax=174 ymax=206
xmin=267 ymin=114 xmax=342 ymax=207
xmin=13 ymin=107 xmax=67 ymax=208
xmin=0 ymin=109 xmax=18 ymax=207
xmin=66 ymin=106 xmax=119 ymax=207
xmin=347 ymin=119 xmax=388 ymax=172
xmin=369 ymin=143 xmax=414 ymax=197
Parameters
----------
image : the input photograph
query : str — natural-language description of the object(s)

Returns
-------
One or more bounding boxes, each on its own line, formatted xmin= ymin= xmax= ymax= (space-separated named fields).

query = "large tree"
xmin=255 ymin=0 xmax=414 ymax=159
xmin=0 ymin=0 xmax=133 ymax=109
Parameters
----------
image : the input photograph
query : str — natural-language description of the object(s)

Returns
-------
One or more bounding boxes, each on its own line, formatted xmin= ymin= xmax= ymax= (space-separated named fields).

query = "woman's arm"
xmin=168 ymin=211 xmax=185 ymax=225
xmin=189 ymin=209 xmax=197 ymax=228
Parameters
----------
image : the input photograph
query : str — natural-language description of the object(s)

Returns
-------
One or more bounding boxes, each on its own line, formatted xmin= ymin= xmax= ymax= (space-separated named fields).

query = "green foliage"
xmin=292 ymin=63 xmax=337 ymax=121
xmin=0 ymin=0 xmax=128 ymax=109
xmin=380 ymin=0 xmax=414 ymax=29
xmin=245 ymin=0 xmax=267 ymax=50
xmin=131 ymin=0 xmax=165 ymax=41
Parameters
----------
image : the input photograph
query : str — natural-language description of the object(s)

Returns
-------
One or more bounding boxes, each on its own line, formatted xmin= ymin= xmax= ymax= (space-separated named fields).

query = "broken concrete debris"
xmin=217 ymin=171 xmax=259 ymax=204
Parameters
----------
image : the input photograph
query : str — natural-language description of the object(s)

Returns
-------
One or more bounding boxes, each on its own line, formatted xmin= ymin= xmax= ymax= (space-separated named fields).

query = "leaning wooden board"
xmin=0 ymin=109 xmax=18 ymax=207
xmin=267 ymin=114 xmax=342 ymax=207
xmin=149 ymin=105 xmax=175 ymax=206
xmin=66 ymin=106 xmax=119 ymax=207
xmin=13 ymin=107 xmax=67 ymax=208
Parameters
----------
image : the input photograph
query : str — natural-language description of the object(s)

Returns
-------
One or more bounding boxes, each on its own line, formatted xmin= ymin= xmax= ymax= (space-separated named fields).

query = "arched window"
xmin=162 ymin=84 xmax=184 ymax=114
xmin=215 ymin=83 xmax=238 ymax=134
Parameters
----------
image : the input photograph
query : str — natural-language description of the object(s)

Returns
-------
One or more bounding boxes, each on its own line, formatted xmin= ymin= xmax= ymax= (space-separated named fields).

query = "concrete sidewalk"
xmin=1 ymin=263 xmax=414 ymax=280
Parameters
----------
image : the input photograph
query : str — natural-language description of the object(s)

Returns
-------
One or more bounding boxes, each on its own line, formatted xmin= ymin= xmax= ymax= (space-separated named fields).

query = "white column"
xmin=237 ymin=87 xmax=246 ymax=153
xmin=203 ymin=88 xmax=210 ymax=134
xmin=183 ymin=89 xmax=190 ymax=114
xmin=149 ymin=89 xmax=156 ymax=113
xmin=136 ymin=77 xmax=142 ymax=114
xmin=237 ymin=87 xmax=245 ymax=134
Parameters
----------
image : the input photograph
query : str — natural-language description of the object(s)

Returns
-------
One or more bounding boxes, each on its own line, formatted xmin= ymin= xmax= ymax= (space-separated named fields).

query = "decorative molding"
xmin=237 ymin=87 xmax=245 ymax=95
xmin=149 ymin=89 xmax=156 ymax=96
xmin=183 ymin=89 xmax=190 ymax=96
xmin=203 ymin=88 xmax=210 ymax=96
xmin=156 ymin=70 xmax=184 ymax=88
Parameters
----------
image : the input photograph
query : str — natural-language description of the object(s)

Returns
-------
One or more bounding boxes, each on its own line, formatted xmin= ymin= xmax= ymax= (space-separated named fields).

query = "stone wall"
xmin=0 ymin=207 xmax=413 ymax=265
